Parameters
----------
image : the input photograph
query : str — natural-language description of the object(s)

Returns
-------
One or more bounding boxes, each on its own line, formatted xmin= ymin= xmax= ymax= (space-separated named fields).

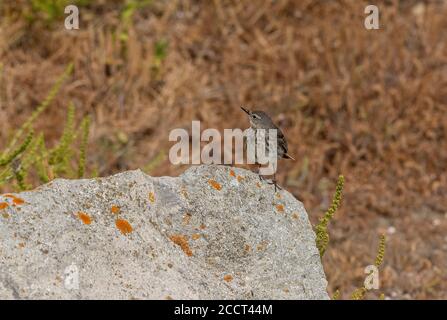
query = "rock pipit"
xmin=241 ymin=106 xmax=295 ymax=191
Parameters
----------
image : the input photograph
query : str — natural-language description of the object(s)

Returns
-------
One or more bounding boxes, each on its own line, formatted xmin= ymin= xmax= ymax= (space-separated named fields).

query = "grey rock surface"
xmin=0 ymin=165 xmax=328 ymax=299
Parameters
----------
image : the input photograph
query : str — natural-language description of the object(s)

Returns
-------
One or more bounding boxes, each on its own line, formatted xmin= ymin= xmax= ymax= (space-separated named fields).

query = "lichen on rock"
xmin=0 ymin=165 xmax=328 ymax=299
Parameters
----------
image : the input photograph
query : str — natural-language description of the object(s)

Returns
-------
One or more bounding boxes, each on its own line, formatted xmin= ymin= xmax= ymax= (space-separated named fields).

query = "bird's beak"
xmin=240 ymin=106 xmax=250 ymax=115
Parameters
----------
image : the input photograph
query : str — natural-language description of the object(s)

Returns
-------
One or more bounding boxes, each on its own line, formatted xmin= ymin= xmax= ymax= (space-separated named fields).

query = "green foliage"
xmin=119 ymin=0 xmax=153 ymax=41
xmin=35 ymin=134 xmax=50 ymax=184
xmin=350 ymin=234 xmax=387 ymax=300
xmin=314 ymin=177 xmax=388 ymax=301
xmin=151 ymin=39 xmax=169 ymax=77
xmin=143 ymin=150 xmax=166 ymax=174
xmin=121 ymin=0 xmax=152 ymax=24
xmin=12 ymin=132 xmax=42 ymax=191
xmin=351 ymin=287 xmax=367 ymax=301
xmin=77 ymin=115 xmax=90 ymax=178
xmin=0 ymin=132 xmax=35 ymax=188
xmin=30 ymin=0 xmax=67 ymax=22
xmin=3 ymin=62 xmax=73 ymax=155
xmin=25 ymin=0 xmax=91 ymax=25
xmin=49 ymin=102 xmax=76 ymax=176
xmin=0 ymin=107 xmax=92 ymax=190
xmin=315 ymin=175 xmax=344 ymax=257
xmin=0 ymin=131 xmax=34 ymax=167
xmin=332 ymin=290 xmax=340 ymax=300
xmin=154 ymin=39 xmax=168 ymax=66
xmin=375 ymin=234 xmax=386 ymax=268
xmin=0 ymin=63 xmax=92 ymax=191
xmin=13 ymin=162 xmax=27 ymax=191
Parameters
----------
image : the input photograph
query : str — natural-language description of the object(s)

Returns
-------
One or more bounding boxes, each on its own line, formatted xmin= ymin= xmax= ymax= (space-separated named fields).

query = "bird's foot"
xmin=267 ymin=179 xmax=282 ymax=191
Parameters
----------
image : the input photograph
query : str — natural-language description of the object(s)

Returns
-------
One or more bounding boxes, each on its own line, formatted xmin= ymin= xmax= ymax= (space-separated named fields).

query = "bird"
xmin=241 ymin=106 xmax=295 ymax=191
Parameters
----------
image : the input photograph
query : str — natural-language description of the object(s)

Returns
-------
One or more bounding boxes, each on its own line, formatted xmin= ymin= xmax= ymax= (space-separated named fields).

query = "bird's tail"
xmin=283 ymin=153 xmax=295 ymax=160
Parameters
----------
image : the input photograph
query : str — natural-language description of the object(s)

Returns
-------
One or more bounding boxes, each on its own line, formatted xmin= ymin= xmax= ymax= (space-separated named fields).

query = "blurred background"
xmin=1 ymin=0 xmax=446 ymax=299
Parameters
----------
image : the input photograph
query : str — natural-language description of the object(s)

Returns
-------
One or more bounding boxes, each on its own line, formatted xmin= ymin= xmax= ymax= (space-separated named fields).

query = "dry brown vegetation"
xmin=1 ymin=0 xmax=446 ymax=299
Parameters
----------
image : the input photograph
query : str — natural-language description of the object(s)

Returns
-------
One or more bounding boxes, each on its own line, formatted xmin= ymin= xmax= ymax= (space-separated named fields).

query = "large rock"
xmin=0 ymin=165 xmax=328 ymax=299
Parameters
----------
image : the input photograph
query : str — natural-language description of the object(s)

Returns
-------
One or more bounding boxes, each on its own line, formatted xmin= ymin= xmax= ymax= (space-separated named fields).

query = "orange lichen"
xmin=276 ymin=204 xmax=284 ymax=212
xmin=191 ymin=233 xmax=201 ymax=240
xmin=13 ymin=197 xmax=25 ymax=205
xmin=257 ymin=241 xmax=267 ymax=251
xmin=182 ymin=213 xmax=192 ymax=225
xmin=77 ymin=212 xmax=92 ymax=225
xmin=208 ymin=179 xmax=222 ymax=191
xmin=169 ymin=234 xmax=193 ymax=257
xmin=229 ymin=170 xmax=236 ymax=177
xmin=111 ymin=205 xmax=120 ymax=214
xmin=116 ymin=219 xmax=133 ymax=235
xmin=180 ymin=188 xmax=188 ymax=199
xmin=223 ymin=274 xmax=233 ymax=282
xmin=0 ymin=202 xmax=8 ymax=210
xmin=2 ymin=194 xmax=25 ymax=205
xmin=199 ymin=223 xmax=206 ymax=230
xmin=148 ymin=192 xmax=155 ymax=203
xmin=237 ymin=175 xmax=244 ymax=182
xmin=256 ymin=182 xmax=261 ymax=188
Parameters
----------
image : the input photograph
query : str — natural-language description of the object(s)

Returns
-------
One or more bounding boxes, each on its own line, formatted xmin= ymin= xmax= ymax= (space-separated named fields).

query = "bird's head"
xmin=240 ymin=107 xmax=270 ymax=128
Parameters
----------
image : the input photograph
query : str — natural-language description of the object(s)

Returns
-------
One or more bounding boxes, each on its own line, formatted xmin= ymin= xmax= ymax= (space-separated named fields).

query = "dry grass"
xmin=1 ymin=0 xmax=446 ymax=299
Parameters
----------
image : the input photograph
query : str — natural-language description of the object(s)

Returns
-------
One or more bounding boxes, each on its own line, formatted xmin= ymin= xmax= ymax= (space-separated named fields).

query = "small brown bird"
xmin=241 ymin=106 xmax=295 ymax=191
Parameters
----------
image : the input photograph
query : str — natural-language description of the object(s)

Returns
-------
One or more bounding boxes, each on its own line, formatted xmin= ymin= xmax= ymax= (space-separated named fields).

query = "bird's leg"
xmin=274 ymin=175 xmax=282 ymax=191
xmin=256 ymin=163 xmax=266 ymax=181
xmin=267 ymin=172 xmax=282 ymax=191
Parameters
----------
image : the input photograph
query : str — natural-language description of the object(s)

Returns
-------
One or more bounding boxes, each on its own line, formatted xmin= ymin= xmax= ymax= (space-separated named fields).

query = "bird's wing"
xmin=276 ymin=127 xmax=288 ymax=154
xmin=265 ymin=125 xmax=288 ymax=155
